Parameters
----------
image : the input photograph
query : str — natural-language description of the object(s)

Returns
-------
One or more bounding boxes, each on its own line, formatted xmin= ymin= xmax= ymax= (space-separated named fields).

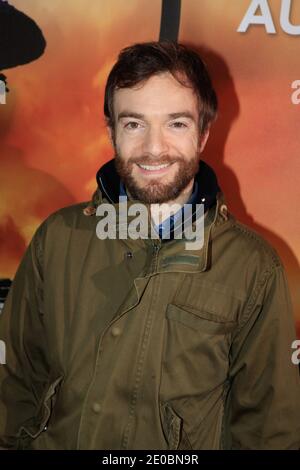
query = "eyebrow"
xmin=118 ymin=111 xmax=144 ymax=120
xmin=117 ymin=111 xmax=196 ymax=121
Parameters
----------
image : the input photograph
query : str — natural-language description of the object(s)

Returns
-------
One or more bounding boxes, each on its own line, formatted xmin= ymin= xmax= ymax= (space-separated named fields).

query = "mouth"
xmin=136 ymin=162 xmax=174 ymax=175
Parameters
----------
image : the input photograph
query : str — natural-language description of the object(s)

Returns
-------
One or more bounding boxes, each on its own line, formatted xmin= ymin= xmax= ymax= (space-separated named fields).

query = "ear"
xmin=199 ymin=128 xmax=210 ymax=153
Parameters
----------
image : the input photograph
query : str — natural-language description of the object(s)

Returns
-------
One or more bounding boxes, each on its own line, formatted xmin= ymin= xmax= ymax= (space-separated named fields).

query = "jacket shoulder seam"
xmin=230 ymin=221 xmax=282 ymax=268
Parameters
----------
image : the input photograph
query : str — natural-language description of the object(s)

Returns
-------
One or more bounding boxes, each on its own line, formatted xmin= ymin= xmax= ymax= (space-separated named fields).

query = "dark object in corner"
xmin=0 ymin=0 xmax=46 ymax=70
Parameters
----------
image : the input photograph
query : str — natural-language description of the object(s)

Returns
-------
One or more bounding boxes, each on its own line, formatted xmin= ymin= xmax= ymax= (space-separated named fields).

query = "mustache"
xmin=127 ymin=155 xmax=181 ymax=166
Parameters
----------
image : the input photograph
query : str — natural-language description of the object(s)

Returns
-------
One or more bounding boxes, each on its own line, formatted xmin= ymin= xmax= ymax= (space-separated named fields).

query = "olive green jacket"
xmin=0 ymin=160 xmax=299 ymax=450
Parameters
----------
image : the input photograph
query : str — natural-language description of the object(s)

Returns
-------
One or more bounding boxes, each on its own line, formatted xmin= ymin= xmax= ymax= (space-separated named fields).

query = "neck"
xmin=150 ymin=179 xmax=194 ymax=226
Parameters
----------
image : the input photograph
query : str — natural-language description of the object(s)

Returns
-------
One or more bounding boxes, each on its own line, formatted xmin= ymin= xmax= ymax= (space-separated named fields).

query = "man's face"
xmin=110 ymin=72 xmax=209 ymax=204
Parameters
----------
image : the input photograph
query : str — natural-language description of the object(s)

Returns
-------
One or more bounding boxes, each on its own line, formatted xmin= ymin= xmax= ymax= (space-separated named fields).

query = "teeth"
xmin=139 ymin=163 xmax=170 ymax=171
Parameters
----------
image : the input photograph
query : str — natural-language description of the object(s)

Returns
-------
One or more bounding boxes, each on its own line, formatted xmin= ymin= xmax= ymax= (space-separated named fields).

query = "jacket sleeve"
xmin=0 ymin=223 xmax=50 ymax=449
xmin=224 ymin=263 xmax=300 ymax=449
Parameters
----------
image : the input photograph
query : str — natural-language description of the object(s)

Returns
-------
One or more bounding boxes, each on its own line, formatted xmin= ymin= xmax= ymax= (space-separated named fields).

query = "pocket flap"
xmin=161 ymin=403 xmax=182 ymax=450
xmin=19 ymin=375 xmax=64 ymax=440
xmin=167 ymin=303 xmax=237 ymax=334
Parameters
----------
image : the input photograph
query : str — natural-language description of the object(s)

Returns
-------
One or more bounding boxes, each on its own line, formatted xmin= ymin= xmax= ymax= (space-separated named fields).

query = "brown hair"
xmin=104 ymin=41 xmax=217 ymax=134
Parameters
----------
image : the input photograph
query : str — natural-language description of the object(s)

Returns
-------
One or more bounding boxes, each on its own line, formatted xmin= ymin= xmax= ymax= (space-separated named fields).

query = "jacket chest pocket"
xmin=17 ymin=376 xmax=64 ymax=449
xmin=166 ymin=303 xmax=237 ymax=335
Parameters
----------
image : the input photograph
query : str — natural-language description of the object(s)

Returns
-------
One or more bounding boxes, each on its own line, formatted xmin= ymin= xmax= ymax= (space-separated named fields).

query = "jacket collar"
xmin=84 ymin=158 xmax=233 ymax=272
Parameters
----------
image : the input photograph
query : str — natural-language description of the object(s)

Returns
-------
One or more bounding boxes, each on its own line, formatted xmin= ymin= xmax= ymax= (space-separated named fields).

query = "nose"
xmin=141 ymin=125 xmax=169 ymax=157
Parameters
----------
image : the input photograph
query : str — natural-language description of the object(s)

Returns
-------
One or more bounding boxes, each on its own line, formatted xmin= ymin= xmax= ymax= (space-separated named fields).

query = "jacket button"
xmin=92 ymin=402 xmax=102 ymax=413
xmin=111 ymin=326 xmax=122 ymax=337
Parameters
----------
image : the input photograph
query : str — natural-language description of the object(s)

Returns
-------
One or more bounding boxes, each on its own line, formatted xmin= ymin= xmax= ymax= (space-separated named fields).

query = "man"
xmin=0 ymin=42 xmax=299 ymax=450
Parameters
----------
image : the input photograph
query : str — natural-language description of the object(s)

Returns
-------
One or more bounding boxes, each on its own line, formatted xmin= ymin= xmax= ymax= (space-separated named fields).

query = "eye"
xmin=170 ymin=121 xmax=188 ymax=129
xmin=124 ymin=121 xmax=141 ymax=130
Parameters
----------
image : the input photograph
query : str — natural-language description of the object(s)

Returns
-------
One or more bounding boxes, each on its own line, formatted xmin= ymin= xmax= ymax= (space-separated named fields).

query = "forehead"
xmin=113 ymin=72 xmax=199 ymax=117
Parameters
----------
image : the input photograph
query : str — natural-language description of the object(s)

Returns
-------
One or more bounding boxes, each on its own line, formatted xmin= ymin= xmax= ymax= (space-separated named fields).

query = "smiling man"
xmin=0 ymin=42 xmax=299 ymax=450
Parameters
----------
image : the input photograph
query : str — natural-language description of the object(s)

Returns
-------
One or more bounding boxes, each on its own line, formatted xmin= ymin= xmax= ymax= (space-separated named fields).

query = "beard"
xmin=115 ymin=153 xmax=200 ymax=204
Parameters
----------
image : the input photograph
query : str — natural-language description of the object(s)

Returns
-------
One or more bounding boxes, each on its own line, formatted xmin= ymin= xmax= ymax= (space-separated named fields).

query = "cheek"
xmin=175 ymin=135 xmax=199 ymax=156
xmin=115 ymin=140 xmax=132 ymax=159
xmin=115 ymin=131 xmax=142 ymax=157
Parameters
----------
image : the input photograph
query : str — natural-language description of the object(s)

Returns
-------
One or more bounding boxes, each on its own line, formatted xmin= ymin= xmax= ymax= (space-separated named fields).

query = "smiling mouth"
xmin=137 ymin=162 xmax=173 ymax=172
